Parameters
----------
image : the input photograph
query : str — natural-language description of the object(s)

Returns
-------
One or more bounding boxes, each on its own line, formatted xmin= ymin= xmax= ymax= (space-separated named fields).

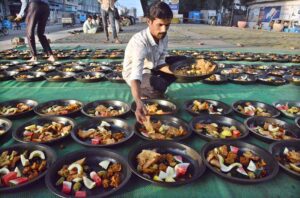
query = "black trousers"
xmin=26 ymin=2 xmax=52 ymax=56
xmin=140 ymin=70 xmax=176 ymax=99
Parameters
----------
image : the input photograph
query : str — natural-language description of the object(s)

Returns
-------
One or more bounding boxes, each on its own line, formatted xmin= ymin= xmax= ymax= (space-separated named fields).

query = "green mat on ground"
xmin=0 ymin=54 xmax=300 ymax=198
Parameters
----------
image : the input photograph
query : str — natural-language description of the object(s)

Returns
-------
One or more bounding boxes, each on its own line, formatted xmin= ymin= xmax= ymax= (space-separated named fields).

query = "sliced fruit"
xmin=175 ymin=163 xmax=190 ymax=177
xmin=75 ymin=191 xmax=87 ymax=198
xmin=174 ymin=155 xmax=183 ymax=163
xmin=99 ymin=160 xmax=110 ymax=170
xmin=14 ymin=167 xmax=22 ymax=177
xmin=91 ymin=138 xmax=100 ymax=145
xmin=72 ymin=177 xmax=83 ymax=183
xmin=153 ymin=175 xmax=162 ymax=181
xmin=20 ymin=154 xmax=29 ymax=166
xmin=9 ymin=177 xmax=28 ymax=186
xmin=237 ymin=167 xmax=248 ymax=176
xmin=218 ymin=154 xmax=242 ymax=172
xmin=230 ymin=146 xmax=239 ymax=154
xmin=0 ymin=167 xmax=10 ymax=175
xmin=62 ymin=181 xmax=72 ymax=194
xmin=2 ymin=172 xmax=18 ymax=186
xmin=29 ymin=150 xmax=45 ymax=160
xmin=90 ymin=171 xmax=101 ymax=187
xmin=83 ymin=176 xmax=96 ymax=189
xmin=68 ymin=163 xmax=83 ymax=174
xmin=247 ymin=160 xmax=257 ymax=172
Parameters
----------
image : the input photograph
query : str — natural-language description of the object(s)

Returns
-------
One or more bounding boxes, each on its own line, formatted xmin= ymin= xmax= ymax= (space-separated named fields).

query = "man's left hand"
xmin=15 ymin=14 xmax=22 ymax=21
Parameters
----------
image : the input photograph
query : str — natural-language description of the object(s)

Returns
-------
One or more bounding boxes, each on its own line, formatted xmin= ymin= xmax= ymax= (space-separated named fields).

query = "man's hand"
xmin=159 ymin=65 xmax=173 ymax=74
xmin=135 ymin=100 xmax=147 ymax=124
xmin=15 ymin=14 xmax=22 ymax=21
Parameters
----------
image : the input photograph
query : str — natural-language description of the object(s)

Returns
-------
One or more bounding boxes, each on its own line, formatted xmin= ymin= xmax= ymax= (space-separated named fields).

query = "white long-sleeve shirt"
xmin=18 ymin=0 xmax=49 ymax=17
xmin=122 ymin=27 xmax=168 ymax=86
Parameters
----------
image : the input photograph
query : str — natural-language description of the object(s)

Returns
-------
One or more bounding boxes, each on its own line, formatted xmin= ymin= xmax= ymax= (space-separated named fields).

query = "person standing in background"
xmin=98 ymin=0 xmax=121 ymax=43
xmin=15 ymin=0 xmax=56 ymax=62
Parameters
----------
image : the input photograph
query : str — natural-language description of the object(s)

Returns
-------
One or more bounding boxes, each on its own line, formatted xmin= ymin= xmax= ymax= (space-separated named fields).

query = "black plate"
xmin=269 ymin=140 xmax=300 ymax=178
xmin=232 ymin=100 xmax=280 ymax=118
xmin=220 ymin=68 xmax=244 ymax=76
xmin=258 ymin=75 xmax=287 ymax=86
xmin=284 ymin=75 xmax=300 ymax=86
xmin=105 ymin=72 xmax=125 ymax=83
xmin=268 ymin=69 xmax=287 ymax=77
xmin=201 ymin=140 xmax=279 ymax=184
xmin=0 ymin=71 xmax=12 ymax=81
xmin=203 ymin=74 xmax=228 ymax=84
xmin=72 ymin=118 xmax=134 ymax=147
xmin=0 ymin=99 xmax=38 ymax=119
xmin=0 ymin=117 xmax=12 ymax=137
xmin=84 ymin=65 xmax=112 ymax=73
xmin=296 ymin=117 xmax=300 ymax=129
xmin=169 ymin=58 xmax=218 ymax=83
xmin=244 ymin=116 xmax=300 ymax=142
xmin=56 ymin=65 xmax=84 ymax=73
xmin=184 ymin=99 xmax=232 ymax=116
xmin=134 ymin=115 xmax=191 ymax=141
xmin=45 ymin=71 xmax=75 ymax=82
xmin=30 ymin=65 xmax=56 ymax=73
xmin=13 ymin=116 xmax=76 ymax=144
xmin=131 ymin=99 xmax=177 ymax=116
xmin=13 ymin=71 xmax=46 ymax=82
xmin=34 ymin=99 xmax=83 ymax=117
xmin=273 ymin=100 xmax=300 ymax=119
xmin=190 ymin=115 xmax=248 ymax=141
xmin=128 ymin=141 xmax=206 ymax=186
xmin=45 ymin=149 xmax=131 ymax=198
xmin=82 ymin=100 xmax=130 ymax=118
xmin=6 ymin=65 xmax=33 ymax=73
xmin=229 ymin=74 xmax=257 ymax=85
xmin=165 ymin=55 xmax=188 ymax=65
xmin=74 ymin=72 xmax=105 ymax=83
xmin=0 ymin=143 xmax=56 ymax=192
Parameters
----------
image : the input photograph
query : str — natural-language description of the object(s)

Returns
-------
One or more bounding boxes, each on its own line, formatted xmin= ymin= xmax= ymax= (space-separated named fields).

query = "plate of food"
xmin=45 ymin=149 xmax=131 ymax=198
xmin=203 ymin=74 xmax=228 ymax=84
xmin=30 ymin=65 xmax=56 ymax=73
xmin=232 ymin=100 xmax=280 ymax=118
xmin=13 ymin=116 xmax=75 ymax=144
xmin=13 ymin=72 xmax=46 ymax=82
xmin=229 ymin=74 xmax=257 ymax=84
xmin=283 ymin=75 xmax=300 ymax=86
xmin=34 ymin=99 xmax=83 ymax=117
xmin=184 ymin=99 xmax=232 ymax=116
xmin=105 ymin=72 xmax=125 ymax=83
xmin=56 ymin=65 xmax=84 ymax=73
xmin=74 ymin=72 xmax=105 ymax=83
xmin=72 ymin=118 xmax=134 ymax=147
xmin=0 ymin=71 xmax=13 ymax=81
xmin=84 ymin=65 xmax=112 ymax=73
xmin=45 ymin=72 xmax=75 ymax=82
xmin=244 ymin=117 xmax=300 ymax=142
xmin=268 ymin=69 xmax=287 ymax=77
xmin=220 ymin=68 xmax=244 ymax=76
xmin=128 ymin=141 xmax=206 ymax=186
xmin=0 ymin=118 xmax=12 ymax=137
xmin=201 ymin=140 xmax=279 ymax=183
xmin=190 ymin=115 xmax=248 ymax=141
xmin=131 ymin=99 xmax=177 ymax=116
xmin=134 ymin=115 xmax=191 ymax=141
xmin=252 ymin=64 xmax=272 ymax=71
xmin=269 ymin=140 xmax=300 ymax=178
xmin=82 ymin=100 xmax=130 ymax=118
xmin=0 ymin=99 xmax=38 ymax=119
xmin=170 ymin=58 xmax=217 ymax=83
xmin=273 ymin=100 xmax=300 ymax=119
xmin=0 ymin=143 xmax=56 ymax=192
xmin=258 ymin=75 xmax=287 ymax=86
xmin=6 ymin=65 xmax=33 ymax=73
xmin=243 ymin=68 xmax=266 ymax=76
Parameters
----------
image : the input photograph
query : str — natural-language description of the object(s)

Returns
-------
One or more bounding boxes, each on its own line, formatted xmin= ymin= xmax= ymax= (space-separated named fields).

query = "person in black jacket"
xmin=16 ymin=0 xmax=56 ymax=62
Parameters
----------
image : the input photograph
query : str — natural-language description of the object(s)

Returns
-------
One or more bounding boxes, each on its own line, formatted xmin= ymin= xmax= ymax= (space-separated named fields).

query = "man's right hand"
xmin=135 ymin=100 xmax=147 ymax=124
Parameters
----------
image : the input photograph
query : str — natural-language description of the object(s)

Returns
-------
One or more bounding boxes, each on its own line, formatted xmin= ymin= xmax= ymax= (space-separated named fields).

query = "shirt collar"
xmin=146 ymin=28 xmax=158 ymax=47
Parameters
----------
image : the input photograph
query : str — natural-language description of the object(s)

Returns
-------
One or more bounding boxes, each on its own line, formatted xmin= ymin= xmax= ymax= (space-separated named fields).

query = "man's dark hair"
xmin=87 ymin=15 xmax=93 ymax=19
xmin=147 ymin=1 xmax=173 ymax=21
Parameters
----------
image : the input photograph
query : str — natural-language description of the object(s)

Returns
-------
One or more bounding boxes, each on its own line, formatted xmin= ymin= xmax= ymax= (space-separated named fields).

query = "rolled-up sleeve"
xmin=18 ymin=0 xmax=29 ymax=17
xmin=157 ymin=36 xmax=169 ymax=66
xmin=129 ymin=40 xmax=147 ymax=82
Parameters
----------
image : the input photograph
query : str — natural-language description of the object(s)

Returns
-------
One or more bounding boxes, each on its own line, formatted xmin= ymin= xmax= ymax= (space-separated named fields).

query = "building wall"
xmin=247 ymin=0 xmax=300 ymax=29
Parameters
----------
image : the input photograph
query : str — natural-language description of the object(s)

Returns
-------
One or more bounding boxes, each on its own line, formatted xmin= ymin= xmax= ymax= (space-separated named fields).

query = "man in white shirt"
xmin=122 ymin=1 xmax=174 ymax=123
xmin=83 ymin=15 xmax=97 ymax=34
